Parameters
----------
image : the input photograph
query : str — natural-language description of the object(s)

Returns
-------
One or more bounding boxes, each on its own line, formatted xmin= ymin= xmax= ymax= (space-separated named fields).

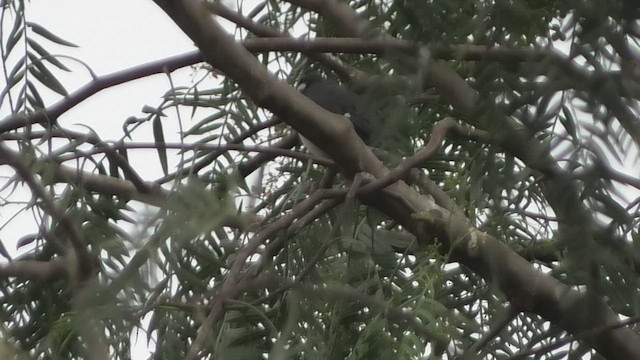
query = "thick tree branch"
xmin=285 ymin=2 xmax=640 ymax=358
xmin=5 ymin=35 xmax=632 ymax=137
xmin=0 ymin=258 xmax=66 ymax=282
xmin=49 ymin=161 xmax=169 ymax=207
xmin=150 ymin=1 xmax=640 ymax=359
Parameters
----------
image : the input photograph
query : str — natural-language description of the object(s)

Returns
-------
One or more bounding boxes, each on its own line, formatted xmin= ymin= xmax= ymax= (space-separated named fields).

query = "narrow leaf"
xmin=27 ymin=57 xmax=68 ymax=96
xmin=5 ymin=4 xmax=25 ymax=57
xmin=560 ymin=105 xmax=577 ymax=138
xmin=5 ymin=28 xmax=24 ymax=57
xmin=0 ymin=60 xmax=26 ymax=105
xmin=27 ymin=22 xmax=78 ymax=47
xmin=25 ymin=80 xmax=45 ymax=108
xmin=152 ymin=116 xmax=168 ymax=176
xmin=109 ymin=157 xmax=120 ymax=179
xmin=7 ymin=54 xmax=27 ymax=80
xmin=190 ymin=87 xmax=199 ymax=118
xmin=27 ymin=38 xmax=71 ymax=71
xmin=0 ymin=239 xmax=11 ymax=260
xmin=17 ymin=234 xmax=38 ymax=248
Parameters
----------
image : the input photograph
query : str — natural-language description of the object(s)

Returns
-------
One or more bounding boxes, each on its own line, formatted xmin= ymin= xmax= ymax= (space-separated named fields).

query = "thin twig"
xmin=359 ymin=118 xmax=490 ymax=195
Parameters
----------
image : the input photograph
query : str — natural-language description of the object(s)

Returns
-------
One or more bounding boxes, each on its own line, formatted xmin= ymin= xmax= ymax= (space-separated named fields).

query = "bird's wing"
xmin=301 ymin=79 xmax=381 ymax=144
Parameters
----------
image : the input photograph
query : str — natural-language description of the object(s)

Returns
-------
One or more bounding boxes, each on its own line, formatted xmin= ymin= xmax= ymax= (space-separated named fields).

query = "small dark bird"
xmin=297 ymin=73 xmax=382 ymax=156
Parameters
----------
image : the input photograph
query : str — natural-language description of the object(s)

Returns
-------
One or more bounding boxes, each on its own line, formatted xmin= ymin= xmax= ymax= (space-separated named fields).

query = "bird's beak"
xmin=296 ymin=83 xmax=308 ymax=92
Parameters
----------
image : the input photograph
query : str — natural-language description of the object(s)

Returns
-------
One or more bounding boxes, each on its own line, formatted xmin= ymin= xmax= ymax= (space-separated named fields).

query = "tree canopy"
xmin=1 ymin=0 xmax=640 ymax=359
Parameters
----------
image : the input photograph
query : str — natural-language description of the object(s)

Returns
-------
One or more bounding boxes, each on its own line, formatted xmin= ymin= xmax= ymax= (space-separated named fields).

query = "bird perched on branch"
xmin=296 ymin=72 xmax=383 ymax=157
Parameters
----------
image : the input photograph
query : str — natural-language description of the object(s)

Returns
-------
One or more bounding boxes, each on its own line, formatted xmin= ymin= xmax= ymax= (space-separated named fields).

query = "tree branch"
xmin=150 ymin=1 xmax=640 ymax=359
xmin=0 ymin=144 xmax=92 ymax=282
xmin=0 ymin=51 xmax=203 ymax=133
xmin=0 ymin=258 xmax=66 ymax=282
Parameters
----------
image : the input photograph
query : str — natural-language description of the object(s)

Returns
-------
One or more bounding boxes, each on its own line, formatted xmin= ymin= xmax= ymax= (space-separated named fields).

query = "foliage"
xmin=0 ymin=0 xmax=639 ymax=359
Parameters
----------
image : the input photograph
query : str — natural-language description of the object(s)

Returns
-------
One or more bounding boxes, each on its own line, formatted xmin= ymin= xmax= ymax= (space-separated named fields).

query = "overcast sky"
xmin=25 ymin=0 xmax=195 ymax=133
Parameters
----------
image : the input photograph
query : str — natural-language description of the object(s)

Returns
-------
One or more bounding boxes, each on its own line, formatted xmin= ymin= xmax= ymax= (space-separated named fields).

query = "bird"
xmin=296 ymin=72 xmax=382 ymax=157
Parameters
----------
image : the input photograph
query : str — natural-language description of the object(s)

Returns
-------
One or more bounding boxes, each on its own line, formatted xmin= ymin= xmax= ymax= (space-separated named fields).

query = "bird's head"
xmin=297 ymin=72 xmax=325 ymax=92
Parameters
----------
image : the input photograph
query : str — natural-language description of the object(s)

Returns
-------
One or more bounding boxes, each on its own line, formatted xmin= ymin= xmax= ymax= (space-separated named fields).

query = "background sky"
xmin=25 ymin=0 xmax=195 ymax=136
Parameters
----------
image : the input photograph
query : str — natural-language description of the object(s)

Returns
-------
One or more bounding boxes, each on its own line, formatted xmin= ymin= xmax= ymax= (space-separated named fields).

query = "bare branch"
xmin=359 ymin=117 xmax=490 ymax=195
xmin=0 ymin=258 xmax=66 ymax=281
xmin=0 ymin=51 xmax=202 ymax=133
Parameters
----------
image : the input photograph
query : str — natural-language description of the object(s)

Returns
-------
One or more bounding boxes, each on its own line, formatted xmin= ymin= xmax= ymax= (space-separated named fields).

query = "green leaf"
xmin=109 ymin=156 xmax=120 ymax=179
xmin=560 ymin=105 xmax=577 ymax=139
xmin=0 ymin=239 xmax=11 ymax=260
xmin=153 ymin=115 xmax=168 ymax=176
xmin=0 ymin=62 xmax=25 ymax=106
xmin=190 ymin=87 xmax=199 ymax=118
xmin=5 ymin=27 xmax=24 ymax=57
xmin=7 ymin=54 xmax=27 ymax=80
xmin=123 ymin=116 xmax=144 ymax=139
xmin=27 ymin=38 xmax=71 ymax=71
xmin=27 ymin=54 xmax=68 ymax=96
xmin=141 ymin=104 xmax=166 ymax=117
xmin=14 ymin=86 xmax=27 ymax=110
xmin=186 ymin=121 xmax=225 ymax=136
xmin=26 ymin=22 xmax=78 ymax=47
xmin=16 ymin=234 xmax=39 ymax=248
xmin=25 ymin=80 xmax=45 ymax=108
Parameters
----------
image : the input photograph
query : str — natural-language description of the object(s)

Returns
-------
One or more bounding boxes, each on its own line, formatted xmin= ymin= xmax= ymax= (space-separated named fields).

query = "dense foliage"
xmin=1 ymin=0 xmax=639 ymax=359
